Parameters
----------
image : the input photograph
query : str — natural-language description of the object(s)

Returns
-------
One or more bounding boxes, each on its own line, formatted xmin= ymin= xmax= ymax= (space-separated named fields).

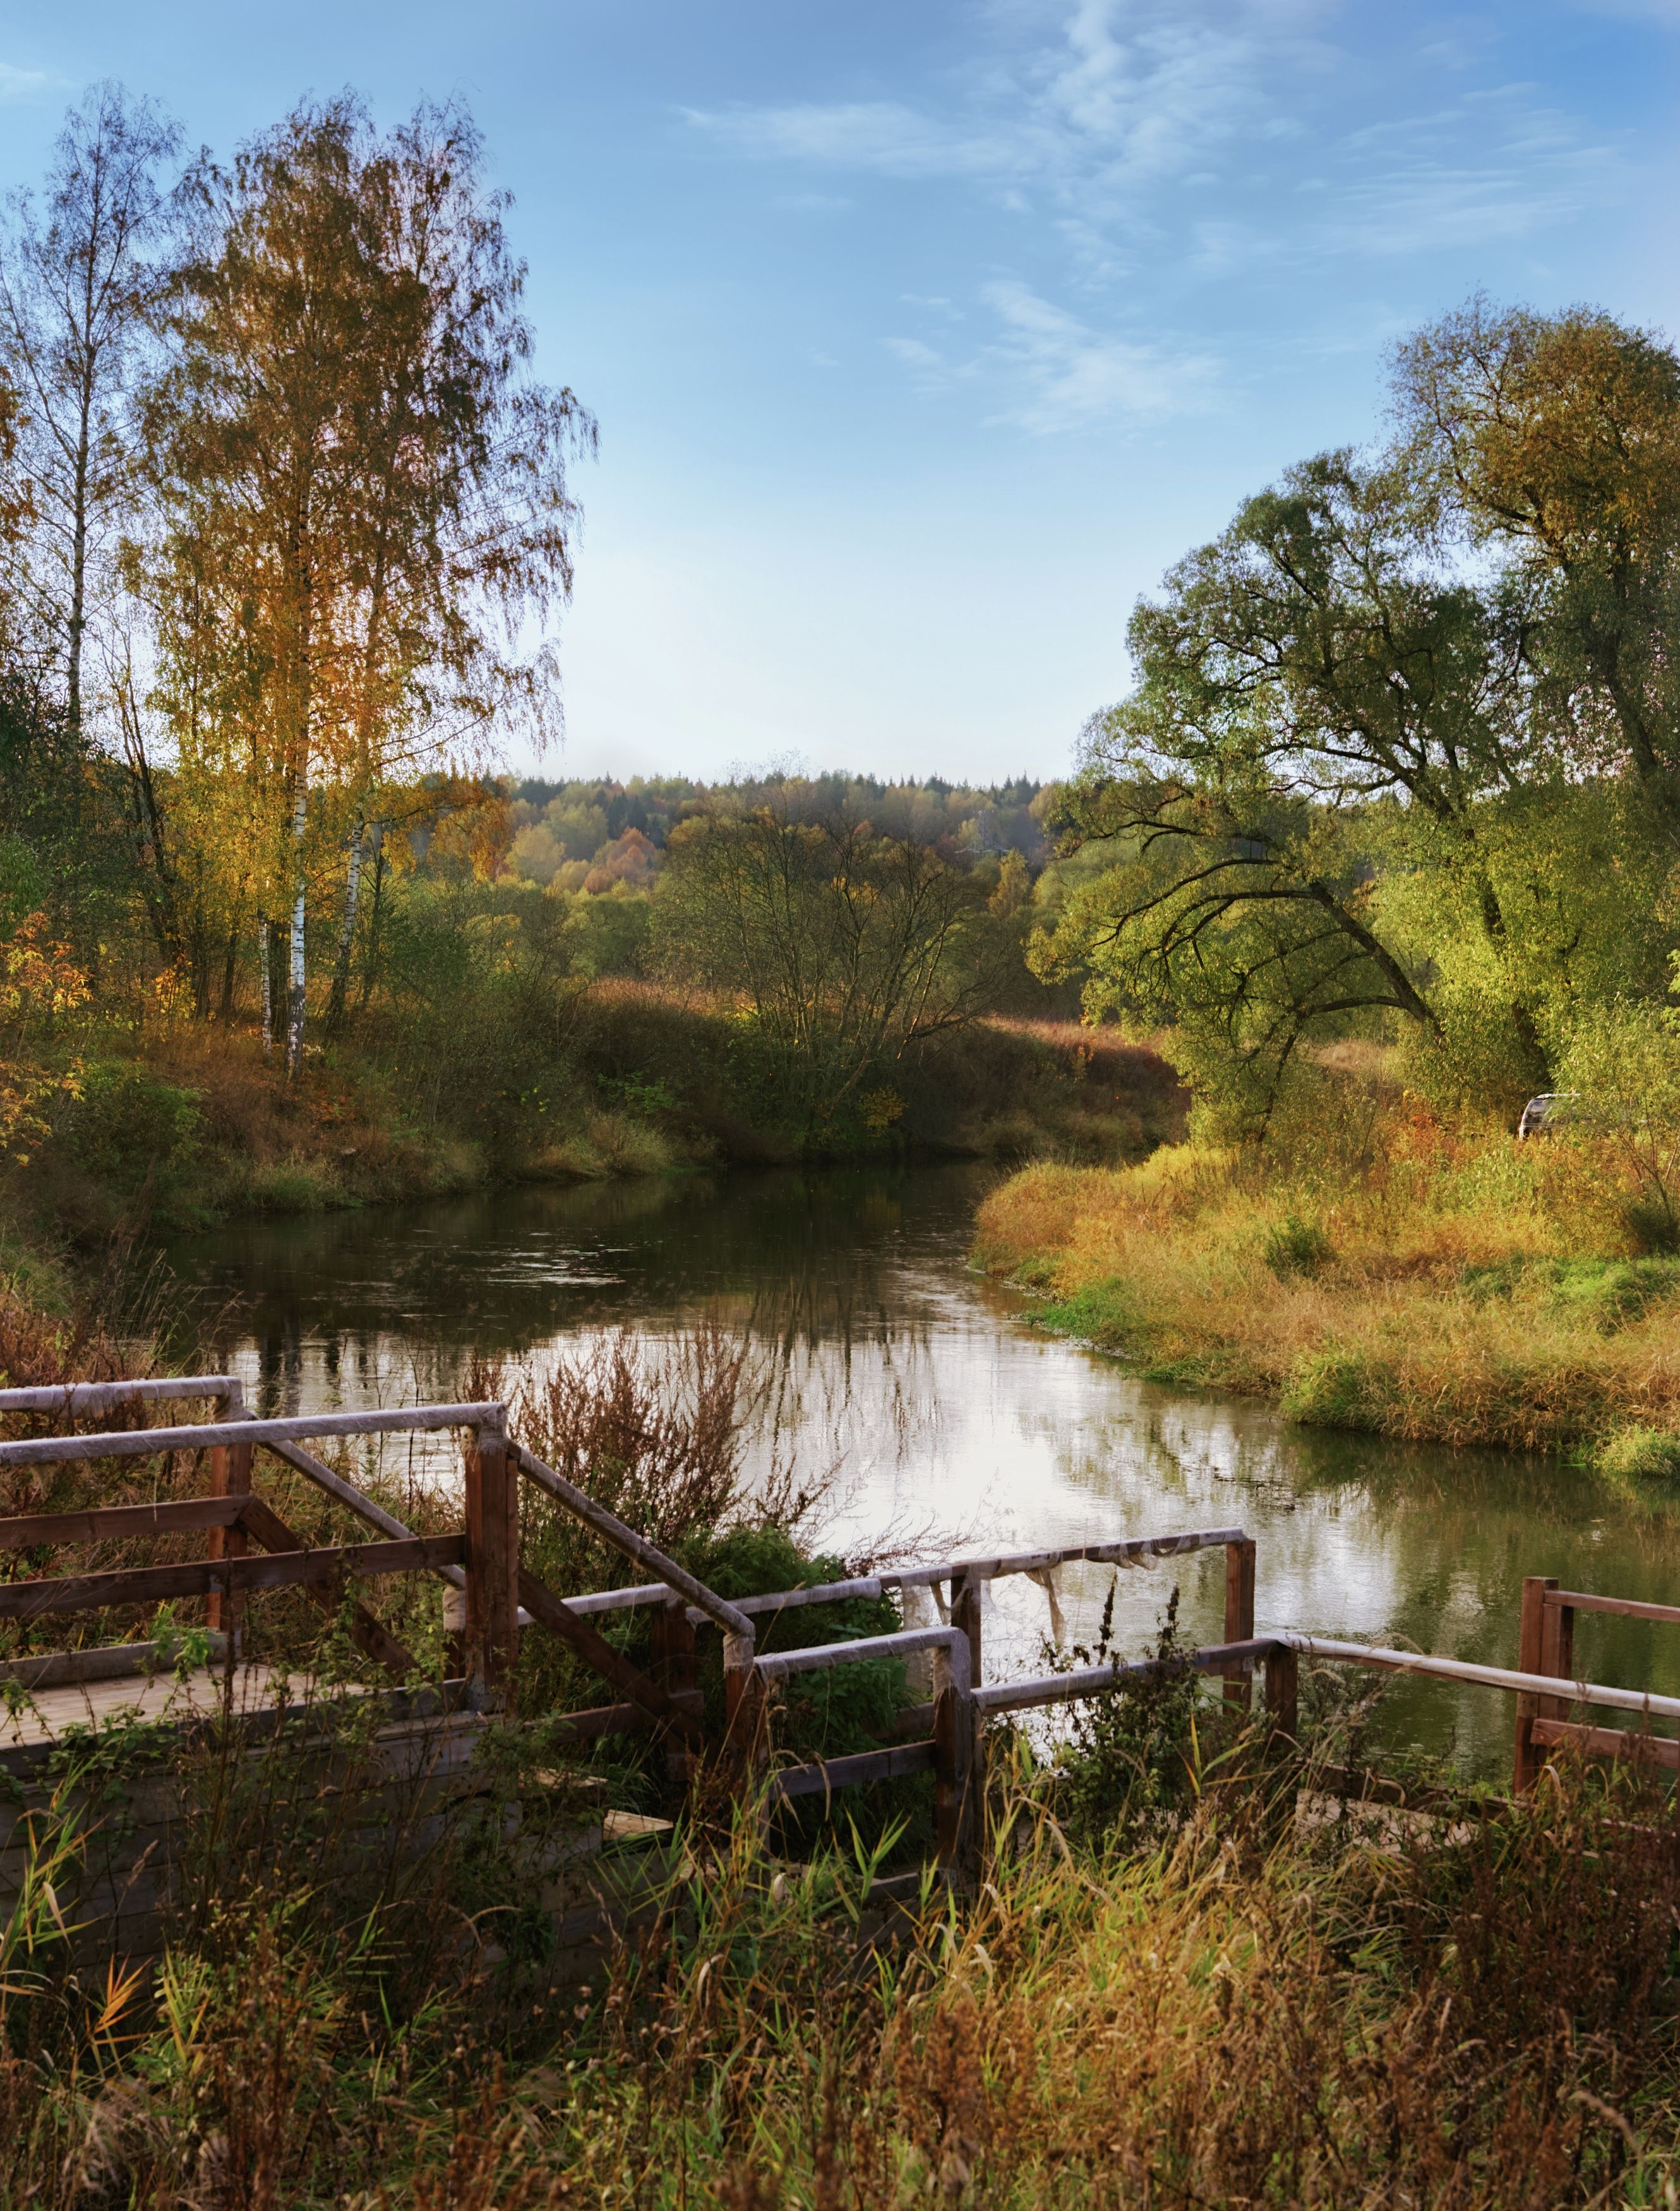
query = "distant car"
xmin=1517 ymin=1092 xmax=1581 ymax=1139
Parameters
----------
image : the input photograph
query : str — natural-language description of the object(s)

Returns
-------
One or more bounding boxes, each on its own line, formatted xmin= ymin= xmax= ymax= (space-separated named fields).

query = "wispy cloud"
xmin=0 ymin=60 xmax=54 ymax=104
xmin=687 ymin=0 xmax=1641 ymax=430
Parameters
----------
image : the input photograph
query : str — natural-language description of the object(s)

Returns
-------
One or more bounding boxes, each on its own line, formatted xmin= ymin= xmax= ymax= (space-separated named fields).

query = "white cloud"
xmin=979 ymin=278 xmax=1216 ymax=431
xmin=0 ymin=61 xmax=53 ymax=103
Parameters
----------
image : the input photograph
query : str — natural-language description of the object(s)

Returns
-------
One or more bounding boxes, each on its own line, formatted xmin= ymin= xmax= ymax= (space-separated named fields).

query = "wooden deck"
xmin=1 ymin=1661 xmax=286 ymax=1752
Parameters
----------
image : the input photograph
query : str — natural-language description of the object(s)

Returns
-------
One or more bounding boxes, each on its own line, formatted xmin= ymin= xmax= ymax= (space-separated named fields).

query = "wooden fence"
xmin=3 ymin=1378 xmax=1678 ymax=1886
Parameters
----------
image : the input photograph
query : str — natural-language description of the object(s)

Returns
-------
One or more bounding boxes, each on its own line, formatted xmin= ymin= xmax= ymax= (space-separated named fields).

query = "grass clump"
xmin=1595 ymin=1422 xmax=1680 ymax=1488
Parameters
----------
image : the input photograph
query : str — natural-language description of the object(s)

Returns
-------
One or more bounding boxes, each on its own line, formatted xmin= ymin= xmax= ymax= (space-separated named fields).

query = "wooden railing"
xmin=6 ymin=1377 xmax=1677 ymax=1879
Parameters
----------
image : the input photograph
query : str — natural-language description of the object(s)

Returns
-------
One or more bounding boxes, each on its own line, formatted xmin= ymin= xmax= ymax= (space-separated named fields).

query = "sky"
xmin=1 ymin=1 xmax=1677 ymax=786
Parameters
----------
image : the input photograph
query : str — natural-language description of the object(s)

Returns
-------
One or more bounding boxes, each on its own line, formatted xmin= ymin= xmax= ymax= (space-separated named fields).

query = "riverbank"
xmin=974 ymin=1128 xmax=1680 ymax=1466
xmin=4 ymin=994 xmax=1185 ymax=1250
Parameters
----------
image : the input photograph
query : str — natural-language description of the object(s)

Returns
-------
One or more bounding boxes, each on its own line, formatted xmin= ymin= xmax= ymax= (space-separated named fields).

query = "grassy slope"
xmin=973 ymin=1123 xmax=1680 ymax=1457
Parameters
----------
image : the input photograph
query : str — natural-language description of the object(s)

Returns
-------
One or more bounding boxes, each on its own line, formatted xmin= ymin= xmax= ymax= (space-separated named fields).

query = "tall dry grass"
xmin=4 ymin=1728 xmax=1678 ymax=2207
xmin=975 ymin=1099 xmax=1680 ymax=1453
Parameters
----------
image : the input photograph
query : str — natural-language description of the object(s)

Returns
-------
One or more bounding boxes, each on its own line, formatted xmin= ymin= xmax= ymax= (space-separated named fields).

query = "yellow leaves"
xmin=0 ymin=910 xmax=88 ymax=1160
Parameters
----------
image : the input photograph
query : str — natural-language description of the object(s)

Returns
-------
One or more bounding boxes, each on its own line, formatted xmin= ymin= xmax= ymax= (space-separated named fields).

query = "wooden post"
xmin=652 ymin=1599 xmax=699 ymax=1784
xmin=1224 ymin=1538 xmax=1256 ymax=1711
xmin=1263 ymin=1641 xmax=1297 ymax=1744
xmin=950 ymin=1570 xmax=983 ymax=1689
xmin=723 ymin=1628 xmax=766 ymax=1793
xmin=464 ymin=1421 xmax=519 ymax=1708
xmin=933 ymin=1630 xmax=978 ymax=1887
xmin=1513 ymin=1575 xmax=1559 ymax=1793
xmin=205 ymin=1438 xmax=252 ymax=1656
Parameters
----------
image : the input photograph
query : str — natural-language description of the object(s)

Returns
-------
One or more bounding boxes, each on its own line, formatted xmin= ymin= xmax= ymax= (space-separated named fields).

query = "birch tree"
xmin=0 ymin=84 xmax=178 ymax=735
xmin=141 ymin=95 xmax=590 ymax=1069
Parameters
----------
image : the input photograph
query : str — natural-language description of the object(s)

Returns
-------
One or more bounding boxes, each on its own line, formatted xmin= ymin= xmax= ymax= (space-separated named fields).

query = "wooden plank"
xmin=1263 ymin=1642 xmax=1298 ymax=1742
xmin=1531 ymin=1716 xmax=1680 ymax=1772
xmin=517 ymin=1570 xmax=702 ymax=1741
xmin=0 ymin=1402 xmax=507 ymax=1471
xmin=509 ymin=1439 xmax=751 ymax=1637
xmin=1224 ymin=1538 xmax=1256 ymax=1711
xmin=951 ymin=1570 xmax=983 ymax=1690
xmin=974 ymin=1638 xmax=1277 ymax=1716
xmin=0 ymin=1376 xmax=237 ymax=1416
xmin=237 ymin=1494 xmax=417 ymax=1677
xmin=770 ymin=1740 xmax=939 ymax=1802
xmin=0 ymin=1636 xmax=228 ymax=1690
xmin=466 ymin=1426 xmax=519 ymax=1702
xmin=207 ymin=1438 xmax=251 ymax=1640
xmin=933 ymin=1658 xmax=977 ymax=1883
xmin=0 ymin=1534 xmax=465 ymax=1621
xmin=0 ymin=1496 xmax=244 ymax=1550
xmin=548 ymin=1690 xmax=704 ymax=1744
xmin=1545 ymin=1589 xmax=1680 ymax=1629
xmin=1513 ymin=1575 xmax=1555 ymax=1794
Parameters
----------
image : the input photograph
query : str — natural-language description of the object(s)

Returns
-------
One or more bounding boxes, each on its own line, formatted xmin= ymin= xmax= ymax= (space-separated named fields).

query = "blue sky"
xmin=1 ymin=1 xmax=1676 ymax=784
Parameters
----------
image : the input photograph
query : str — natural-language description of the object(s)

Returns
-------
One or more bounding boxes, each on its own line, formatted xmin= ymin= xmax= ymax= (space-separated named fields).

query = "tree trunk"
xmin=359 ymin=824 xmax=386 ymax=1009
xmin=220 ymin=927 xmax=239 ymax=1023
xmin=258 ymin=915 xmax=273 ymax=1058
xmin=327 ymin=815 xmax=365 ymax=1031
xmin=285 ymin=774 xmax=308 ymax=1076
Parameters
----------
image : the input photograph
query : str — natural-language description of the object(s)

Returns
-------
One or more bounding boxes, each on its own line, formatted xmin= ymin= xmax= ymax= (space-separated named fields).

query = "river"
xmin=166 ymin=1160 xmax=1680 ymax=1778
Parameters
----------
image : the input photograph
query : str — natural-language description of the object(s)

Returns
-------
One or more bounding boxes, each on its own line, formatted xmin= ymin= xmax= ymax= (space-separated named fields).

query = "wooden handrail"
xmin=0 ymin=1376 xmax=239 ymax=1416
xmin=1544 ymin=1589 xmax=1680 ymax=1628
xmin=1285 ymin=1632 xmax=1680 ymax=1723
xmin=0 ymin=1534 xmax=465 ymax=1621
xmin=0 ymin=1402 xmax=507 ymax=1471
xmin=0 ymin=1496 xmax=246 ymax=1548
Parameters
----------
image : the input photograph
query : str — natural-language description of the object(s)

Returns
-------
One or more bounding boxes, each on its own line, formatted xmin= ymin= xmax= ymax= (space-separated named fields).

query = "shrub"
xmin=1595 ymin=1423 xmax=1680 ymax=1486
xmin=1263 ymin=1211 xmax=1332 ymax=1278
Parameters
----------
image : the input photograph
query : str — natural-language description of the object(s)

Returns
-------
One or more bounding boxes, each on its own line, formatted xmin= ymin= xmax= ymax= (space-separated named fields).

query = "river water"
xmin=167 ymin=1161 xmax=1680 ymax=1778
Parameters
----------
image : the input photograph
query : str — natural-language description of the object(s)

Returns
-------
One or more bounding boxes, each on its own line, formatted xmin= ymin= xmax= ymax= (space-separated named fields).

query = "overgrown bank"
xmin=974 ymin=1088 xmax=1680 ymax=1467
xmin=5 ymin=998 xmax=1184 ymax=1250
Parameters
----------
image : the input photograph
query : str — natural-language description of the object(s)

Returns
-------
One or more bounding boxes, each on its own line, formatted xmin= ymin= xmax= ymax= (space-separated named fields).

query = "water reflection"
xmin=168 ymin=1164 xmax=1680 ymax=1776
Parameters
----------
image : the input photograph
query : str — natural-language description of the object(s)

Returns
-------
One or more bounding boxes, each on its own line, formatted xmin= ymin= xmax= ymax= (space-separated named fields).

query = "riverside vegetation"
xmin=0 ymin=91 xmax=1180 ymax=1271
xmin=6 ymin=1312 xmax=1680 ymax=2208
xmin=976 ymin=296 xmax=1680 ymax=1478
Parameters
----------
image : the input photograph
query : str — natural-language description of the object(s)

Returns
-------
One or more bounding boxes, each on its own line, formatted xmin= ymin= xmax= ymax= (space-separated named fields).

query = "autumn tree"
xmin=139 ymin=95 xmax=591 ymax=1069
xmin=656 ymin=793 xmax=988 ymax=1136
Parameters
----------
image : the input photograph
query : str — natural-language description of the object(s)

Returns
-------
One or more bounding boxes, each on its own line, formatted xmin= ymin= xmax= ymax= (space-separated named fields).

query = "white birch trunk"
xmin=328 ymin=816 xmax=365 ymax=1027
xmin=285 ymin=776 xmax=308 ymax=1075
xmin=258 ymin=915 xmax=273 ymax=1058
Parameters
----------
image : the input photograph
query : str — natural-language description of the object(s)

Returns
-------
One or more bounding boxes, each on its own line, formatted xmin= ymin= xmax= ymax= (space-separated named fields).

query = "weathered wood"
xmin=974 ymin=1638 xmax=1278 ymax=1716
xmin=1224 ymin=1538 xmax=1256 ymax=1710
xmin=508 ymin=1438 xmax=751 ymax=1637
xmin=466 ymin=1426 xmax=519 ymax=1703
xmin=651 ymin=1598 xmax=700 ymax=1782
xmin=0 ymin=1534 xmax=465 ymax=1622
xmin=0 ymin=1636 xmax=229 ymax=1690
xmin=933 ymin=1634 xmax=977 ymax=1884
xmin=0 ymin=1495 xmax=245 ymax=1550
xmin=1263 ymin=1641 xmax=1298 ymax=1742
xmin=0 ymin=1402 xmax=507 ymax=1472
xmin=1545 ymin=1589 xmax=1680 ymax=1629
xmin=258 ymin=1435 xmax=466 ymax=1591
xmin=1282 ymin=1634 xmax=1680 ymax=1721
xmin=755 ymin=1624 xmax=966 ymax=1680
xmin=724 ymin=1629 xmax=767 ymax=1787
xmin=1530 ymin=1716 xmax=1680 ymax=1771
xmin=544 ymin=1689 xmax=705 ymax=1745
xmin=517 ymin=1570 xmax=702 ymax=1740
xmin=0 ymin=1376 xmax=237 ymax=1416
xmin=885 ymin=1528 xmax=1247 ymax=1591
xmin=951 ymin=1570 xmax=983 ymax=1690
xmin=1513 ymin=1576 xmax=1556 ymax=1795
xmin=207 ymin=1438 xmax=252 ymax=1642
xmin=237 ymin=1493 xmax=416 ymax=1676
xmin=771 ymin=1740 xmax=939 ymax=1802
